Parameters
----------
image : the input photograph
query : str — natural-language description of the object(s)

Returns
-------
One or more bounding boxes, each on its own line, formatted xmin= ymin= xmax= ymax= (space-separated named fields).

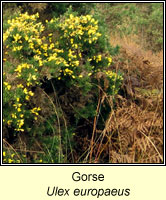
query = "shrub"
xmin=3 ymin=9 xmax=123 ymax=163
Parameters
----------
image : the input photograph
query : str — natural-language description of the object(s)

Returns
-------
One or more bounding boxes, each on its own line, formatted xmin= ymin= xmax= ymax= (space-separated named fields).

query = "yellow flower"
xmin=25 ymin=95 xmax=30 ymax=101
xmin=32 ymin=75 xmax=37 ymax=80
xmin=8 ymin=159 xmax=13 ymax=163
xmin=96 ymin=32 xmax=101 ymax=37
xmin=70 ymin=14 xmax=74 ymax=19
xmin=11 ymin=113 xmax=17 ymax=118
xmin=3 ymin=152 xmax=6 ymax=157
xmin=74 ymin=60 xmax=79 ymax=66
xmin=86 ymin=15 xmax=92 ymax=21
xmin=37 ymin=107 xmax=41 ymax=111
xmin=96 ymin=55 xmax=102 ymax=63
xmin=31 ymin=107 xmax=40 ymax=116
xmin=50 ymin=19 xmax=54 ymax=23
xmin=39 ymin=60 xmax=43 ymax=66
xmin=25 ymin=35 xmax=29 ymax=41
xmin=7 ymin=120 xmax=12 ymax=125
xmin=94 ymin=20 xmax=98 ymax=25
xmin=70 ymin=38 xmax=74 ymax=44
xmin=17 ymin=119 xmax=24 ymax=128
xmin=15 ymin=64 xmax=23 ymax=73
xmin=13 ymin=33 xmax=21 ymax=42
xmin=17 ymin=108 xmax=21 ymax=112
xmin=49 ymin=43 xmax=54 ymax=49
xmin=29 ymin=42 xmax=34 ymax=49
xmin=20 ymin=114 xmax=24 ymax=118
xmin=27 ymin=82 xmax=32 ymax=87
xmin=107 ymin=57 xmax=112 ymax=65
xmin=98 ymin=55 xmax=102 ymax=61
xmin=17 ymin=84 xmax=24 ymax=88
xmin=35 ymin=12 xmax=39 ymax=18
xmin=29 ymin=91 xmax=34 ymax=96
xmin=23 ymin=88 xmax=28 ymax=94
xmin=74 ymin=44 xmax=78 ymax=49
xmin=3 ymin=82 xmax=8 ymax=86
xmin=7 ymin=85 xmax=11 ymax=90
xmin=11 ymin=153 xmax=15 ymax=158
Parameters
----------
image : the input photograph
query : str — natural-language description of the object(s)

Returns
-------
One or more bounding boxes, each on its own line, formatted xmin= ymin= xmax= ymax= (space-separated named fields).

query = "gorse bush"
xmin=3 ymin=12 xmax=43 ymax=132
xmin=3 ymin=9 xmax=123 ymax=163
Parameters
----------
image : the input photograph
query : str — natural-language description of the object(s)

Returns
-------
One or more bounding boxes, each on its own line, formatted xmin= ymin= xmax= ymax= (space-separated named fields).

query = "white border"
xmin=1 ymin=1 xmax=165 ymax=166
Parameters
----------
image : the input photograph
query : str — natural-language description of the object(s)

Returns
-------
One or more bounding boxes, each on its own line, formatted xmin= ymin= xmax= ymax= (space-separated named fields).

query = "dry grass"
xmin=100 ymin=35 xmax=163 ymax=163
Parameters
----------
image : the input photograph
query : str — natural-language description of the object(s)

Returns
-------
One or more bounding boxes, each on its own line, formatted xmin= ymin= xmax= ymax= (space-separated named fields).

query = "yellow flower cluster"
xmin=49 ymin=14 xmax=101 ymax=45
xmin=4 ymin=12 xmax=43 ymax=42
xmin=14 ymin=63 xmax=39 ymax=87
xmin=31 ymin=107 xmax=41 ymax=120
xmin=3 ymin=81 xmax=11 ymax=90
xmin=4 ymin=12 xmax=44 ymax=54
xmin=15 ymin=63 xmax=33 ymax=74
xmin=11 ymin=96 xmax=25 ymax=132
xmin=46 ymin=14 xmax=113 ymax=81
xmin=105 ymin=70 xmax=123 ymax=94
xmin=13 ymin=102 xmax=22 ymax=112
xmin=105 ymin=70 xmax=118 ymax=81
xmin=95 ymin=55 xmax=102 ymax=63
xmin=107 ymin=56 xmax=112 ymax=66
xmin=23 ymin=88 xmax=34 ymax=100
xmin=7 ymin=84 xmax=37 ymax=132
xmin=47 ymin=53 xmax=68 ymax=67
xmin=3 ymin=151 xmax=22 ymax=163
xmin=15 ymin=119 xmax=24 ymax=132
xmin=47 ymin=14 xmax=101 ymax=80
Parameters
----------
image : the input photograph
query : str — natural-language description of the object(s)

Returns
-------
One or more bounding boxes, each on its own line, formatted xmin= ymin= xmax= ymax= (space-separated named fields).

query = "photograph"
xmin=2 ymin=1 xmax=164 ymax=164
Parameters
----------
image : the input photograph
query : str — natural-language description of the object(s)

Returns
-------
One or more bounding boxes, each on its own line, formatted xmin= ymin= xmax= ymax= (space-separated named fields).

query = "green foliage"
xmin=49 ymin=3 xmax=95 ymax=17
xmin=105 ymin=3 xmax=163 ymax=51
